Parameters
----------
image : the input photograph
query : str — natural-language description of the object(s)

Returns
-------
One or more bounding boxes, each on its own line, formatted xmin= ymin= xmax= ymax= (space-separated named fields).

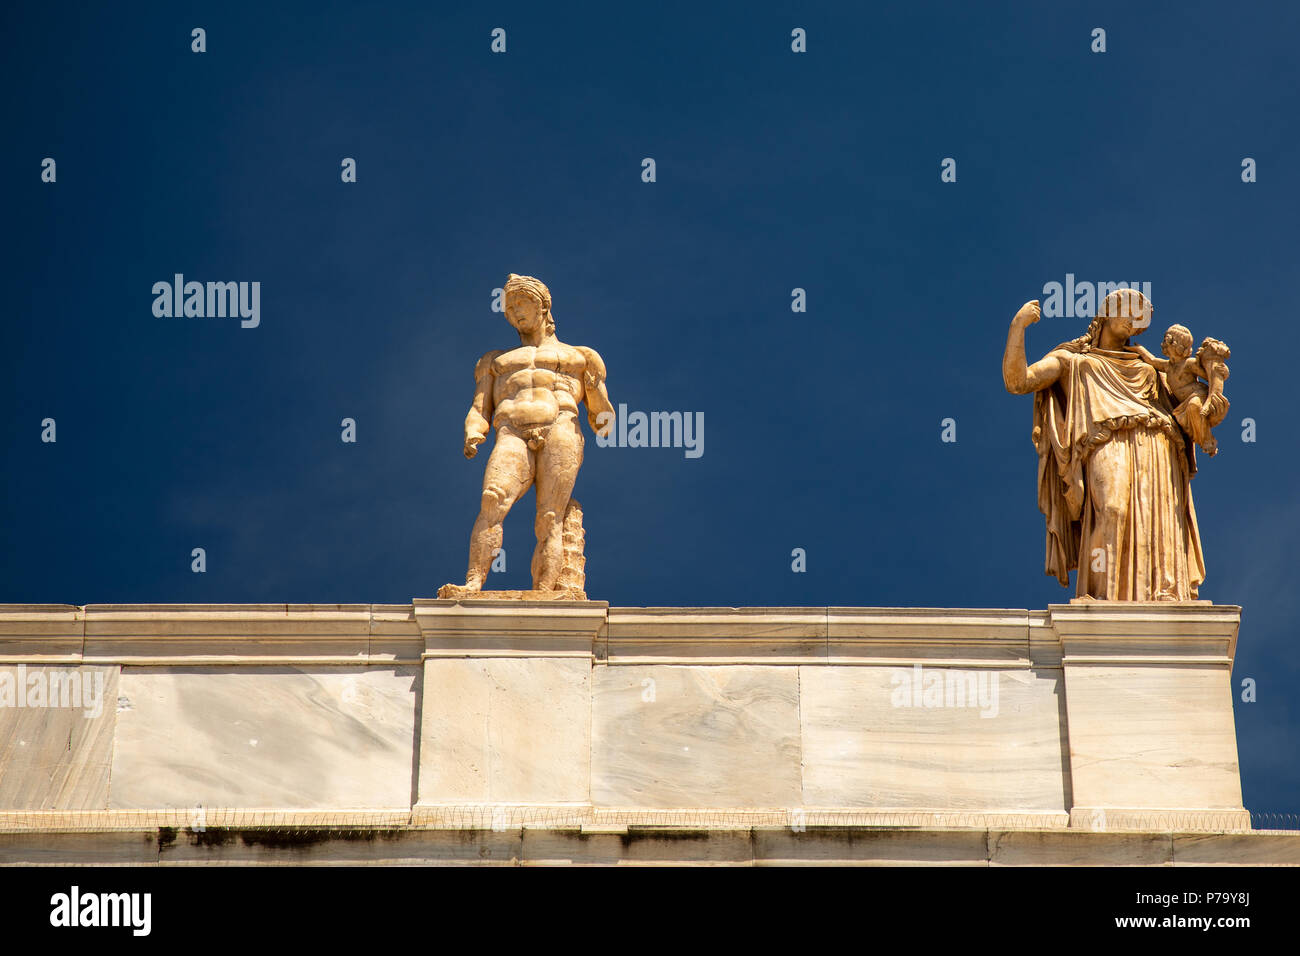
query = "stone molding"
xmin=0 ymin=824 xmax=1295 ymax=866
xmin=1050 ymin=601 xmax=1241 ymax=664
xmin=0 ymin=603 xmax=423 ymax=665
xmin=1 ymin=603 xmax=1234 ymax=667
xmin=414 ymin=598 xmax=607 ymax=660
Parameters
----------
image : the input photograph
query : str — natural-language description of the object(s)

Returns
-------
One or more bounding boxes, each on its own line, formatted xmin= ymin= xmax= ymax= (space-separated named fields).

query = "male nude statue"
xmin=447 ymin=274 xmax=614 ymax=595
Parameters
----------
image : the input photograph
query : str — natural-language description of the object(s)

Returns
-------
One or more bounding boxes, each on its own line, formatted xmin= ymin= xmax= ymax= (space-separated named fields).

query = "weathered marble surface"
xmin=591 ymin=665 xmax=801 ymax=808
xmin=0 ymin=665 xmax=118 ymax=810
xmin=1063 ymin=664 xmax=1244 ymax=810
xmin=799 ymin=666 xmax=1070 ymax=811
xmin=756 ymin=827 xmax=992 ymax=866
xmin=109 ymin=666 xmax=418 ymax=810
xmin=5 ymin=826 xmax=1296 ymax=866
xmin=418 ymin=657 xmax=590 ymax=805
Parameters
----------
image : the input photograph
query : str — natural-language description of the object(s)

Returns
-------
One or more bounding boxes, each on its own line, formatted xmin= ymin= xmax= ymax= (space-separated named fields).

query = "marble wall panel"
xmin=592 ymin=665 xmax=801 ymax=808
xmin=109 ymin=666 xmax=418 ymax=810
xmin=418 ymin=658 xmax=591 ymax=805
xmin=800 ymin=665 xmax=1070 ymax=811
xmin=0 ymin=665 xmax=119 ymax=810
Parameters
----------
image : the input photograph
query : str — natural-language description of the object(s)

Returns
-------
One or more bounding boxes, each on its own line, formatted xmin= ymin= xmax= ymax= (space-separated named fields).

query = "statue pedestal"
xmin=412 ymin=597 xmax=606 ymax=812
xmin=0 ymin=600 xmax=1283 ymax=865
xmin=1051 ymin=602 xmax=1250 ymax=831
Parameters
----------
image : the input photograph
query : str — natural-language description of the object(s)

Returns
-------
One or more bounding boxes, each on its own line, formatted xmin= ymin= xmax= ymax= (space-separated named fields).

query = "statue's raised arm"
xmin=1002 ymin=299 xmax=1064 ymax=394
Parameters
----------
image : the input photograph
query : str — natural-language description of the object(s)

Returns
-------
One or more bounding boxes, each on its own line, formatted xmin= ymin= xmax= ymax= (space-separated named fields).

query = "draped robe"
xmin=1032 ymin=346 xmax=1206 ymax=600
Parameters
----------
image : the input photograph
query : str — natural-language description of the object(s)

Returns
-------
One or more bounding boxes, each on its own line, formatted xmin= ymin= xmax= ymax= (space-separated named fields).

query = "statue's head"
xmin=1162 ymin=324 xmax=1193 ymax=359
xmin=504 ymin=274 xmax=555 ymax=338
xmin=1098 ymin=288 xmax=1153 ymax=340
xmin=1071 ymin=288 xmax=1153 ymax=351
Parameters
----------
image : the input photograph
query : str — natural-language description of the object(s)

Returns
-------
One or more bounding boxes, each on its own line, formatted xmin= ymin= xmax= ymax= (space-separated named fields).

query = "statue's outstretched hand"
xmin=1013 ymin=300 xmax=1041 ymax=326
xmin=464 ymin=435 xmax=484 ymax=459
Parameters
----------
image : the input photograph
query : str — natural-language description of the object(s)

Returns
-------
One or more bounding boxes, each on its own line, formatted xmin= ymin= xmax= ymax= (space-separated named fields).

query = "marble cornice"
xmin=0 ymin=602 xmax=1242 ymax=667
xmin=1049 ymin=602 xmax=1241 ymax=665
xmin=413 ymin=598 xmax=609 ymax=659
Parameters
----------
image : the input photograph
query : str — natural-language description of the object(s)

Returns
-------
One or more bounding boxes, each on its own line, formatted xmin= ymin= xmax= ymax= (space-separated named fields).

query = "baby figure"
xmin=1127 ymin=324 xmax=1230 ymax=456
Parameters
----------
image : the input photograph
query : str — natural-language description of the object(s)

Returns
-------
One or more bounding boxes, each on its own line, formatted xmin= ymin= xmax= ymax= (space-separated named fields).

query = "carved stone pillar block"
xmin=1051 ymin=602 xmax=1250 ymax=831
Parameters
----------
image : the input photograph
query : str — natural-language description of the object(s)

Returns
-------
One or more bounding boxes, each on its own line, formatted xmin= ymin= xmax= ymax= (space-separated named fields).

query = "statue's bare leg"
xmin=1083 ymin=439 xmax=1133 ymax=599
xmin=465 ymin=428 xmax=534 ymax=589
xmin=531 ymin=416 xmax=583 ymax=590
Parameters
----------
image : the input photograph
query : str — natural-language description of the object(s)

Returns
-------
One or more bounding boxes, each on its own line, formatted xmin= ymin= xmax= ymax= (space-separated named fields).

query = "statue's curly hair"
xmin=505 ymin=273 xmax=556 ymax=336
xmin=1164 ymin=324 xmax=1193 ymax=352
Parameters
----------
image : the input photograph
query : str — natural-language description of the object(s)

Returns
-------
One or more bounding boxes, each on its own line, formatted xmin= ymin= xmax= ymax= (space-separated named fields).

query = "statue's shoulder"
xmin=573 ymin=345 xmax=607 ymax=380
xmin=473 ymin=349 xmax=505 ymax=381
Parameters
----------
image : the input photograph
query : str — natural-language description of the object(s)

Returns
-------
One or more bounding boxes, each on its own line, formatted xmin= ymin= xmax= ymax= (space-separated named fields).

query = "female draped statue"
xmin=1002 ymin=288 xmax=1214 ymax=601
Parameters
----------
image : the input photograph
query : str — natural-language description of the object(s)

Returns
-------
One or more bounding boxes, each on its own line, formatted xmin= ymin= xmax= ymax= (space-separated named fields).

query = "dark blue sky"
xmin=4 ymin=1 xmax=1297 ymax=811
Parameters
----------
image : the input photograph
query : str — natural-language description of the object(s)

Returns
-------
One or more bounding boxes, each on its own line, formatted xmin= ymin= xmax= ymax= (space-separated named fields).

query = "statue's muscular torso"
xmin=491 ymin=342 xmax=590 ymax=430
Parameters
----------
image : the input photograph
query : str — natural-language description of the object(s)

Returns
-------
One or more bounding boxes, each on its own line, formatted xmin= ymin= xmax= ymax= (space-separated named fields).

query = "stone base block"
xmin=436 ymin=585 xmax=588 ymax=601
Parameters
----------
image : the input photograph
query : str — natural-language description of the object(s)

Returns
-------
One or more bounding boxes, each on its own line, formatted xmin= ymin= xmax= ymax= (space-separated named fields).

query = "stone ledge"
xmin=436 ymin=586 xmax=589 ymax=601
xmin=1051 ymin=602 xmax=1242 ymax=661
xmin=4 ymin=806 xmax=1263 ymax=833
xmin=0 ymin=603 xmax=1240 ymax=666
xmin=606 ymin=607 xmax=827 ymax=664
xmin=0 ymin=826 xmax=1295 ymax=866
xmin=0 ymin=603 xmax=426 ymax=664
xmin=414 ymin=598 xmax=608 ymax=659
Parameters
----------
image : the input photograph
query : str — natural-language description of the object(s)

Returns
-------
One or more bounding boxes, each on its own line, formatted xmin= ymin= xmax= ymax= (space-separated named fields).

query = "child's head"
xmin=1162 ymin=324 xmax=1193 ymax=358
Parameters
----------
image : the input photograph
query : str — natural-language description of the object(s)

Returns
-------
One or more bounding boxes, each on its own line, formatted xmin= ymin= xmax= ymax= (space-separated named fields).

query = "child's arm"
xmin=1125 ymin=344 xmax=1168 ymax=371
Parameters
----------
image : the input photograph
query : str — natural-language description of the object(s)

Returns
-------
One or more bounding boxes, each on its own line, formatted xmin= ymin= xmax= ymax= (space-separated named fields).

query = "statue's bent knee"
xmin=479 ymin=486 xmax=510 ymax=518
